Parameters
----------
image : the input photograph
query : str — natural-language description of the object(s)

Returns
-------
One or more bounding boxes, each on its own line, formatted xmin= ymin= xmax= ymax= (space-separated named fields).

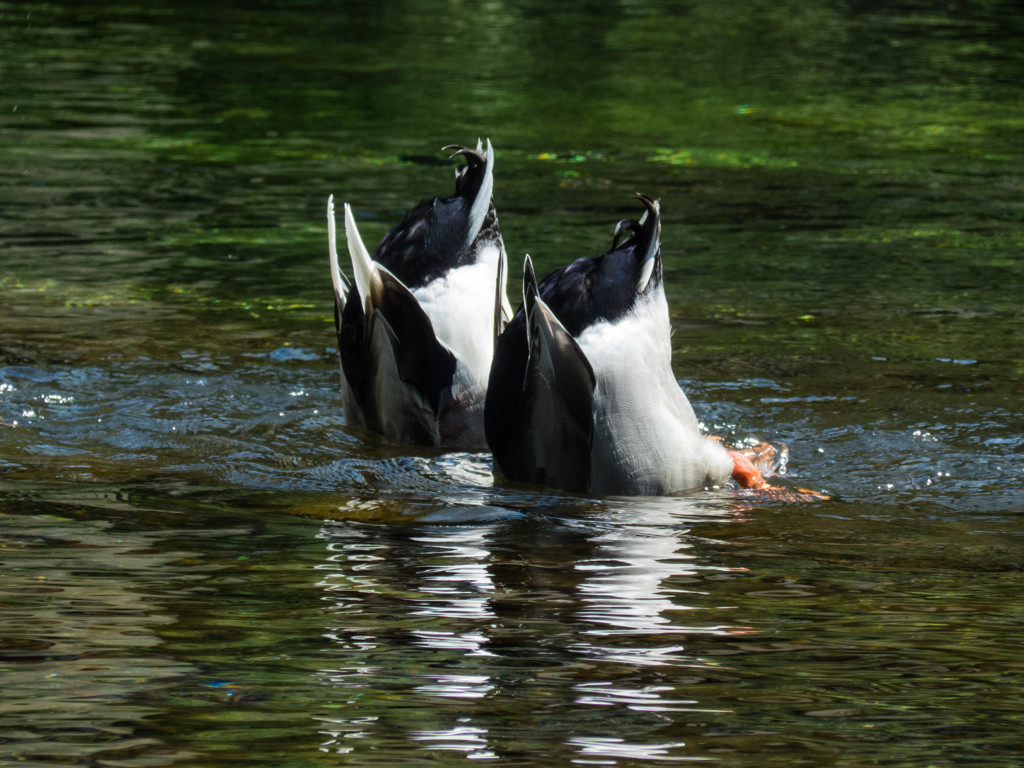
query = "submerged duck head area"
xmin=1 ymin=2 xmax=1022 ymax=766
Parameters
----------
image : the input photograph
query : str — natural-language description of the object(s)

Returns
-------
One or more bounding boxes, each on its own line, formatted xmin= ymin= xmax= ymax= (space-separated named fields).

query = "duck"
xmin=484 ymin=194 xmax=772 ymax=495
xmin=328 ymin=139 xmax=512 ymax=450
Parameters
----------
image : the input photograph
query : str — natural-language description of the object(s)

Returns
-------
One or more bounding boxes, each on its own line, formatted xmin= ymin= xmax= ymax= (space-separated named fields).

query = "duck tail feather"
xmin=522 ymin=259 xmax=596 ymax=493
xmin=442 ymin=139 xmax=495 ymax=250
xmin=344 ymin=203 xmax=377 ymax=312
xmin=493 ymin=236 xmax=509 ymax=344
xmin=500 ymin=243 xmax=513 ymax=325
xmin=522 ymin=254 xmax=538 ymax=347
xmin=465 ymin=138 xmax=494 ymax=249
xmin=373 ymin=270 xmax=457 ymax=413
xmin=633 ymin=193 xmax=662 ymax=293
xmin=328 ymin=195 xmax=350 ymax=311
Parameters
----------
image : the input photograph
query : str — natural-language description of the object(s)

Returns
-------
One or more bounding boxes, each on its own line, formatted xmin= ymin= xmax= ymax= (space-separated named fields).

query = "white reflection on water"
xmin=569 ymin=735 xmax=698 ymax=763
xmin=407 ymin=528 xmax=499 ymax=708
xmin=409 ymin=528 xmax=498 ymax=699
xmin=315 ymin=715 xmax=378 ymax=756
xmin=411 ymin=723 xmax=496 ymax=759
xmin=572 ymin=496 xmax=748 ymax=661
xmin=574 ymin=681 xmax=700 ymax=713
xmin=414 ymin=672 xmax=494 ymax=698
xmin=315 ymin=529 xmax=388 ymax=690
xmin=565 ymin=496 xmax=742 ymax=727
xmin=314 ymin=493 xmax=746 ymax=761
xmin=576 ymin=525 xmax=695 ymax=632
xmin=410 ymin=527 xmax=496 ymax=623
xmin=315 ymin=521 xmax=502 ymax=754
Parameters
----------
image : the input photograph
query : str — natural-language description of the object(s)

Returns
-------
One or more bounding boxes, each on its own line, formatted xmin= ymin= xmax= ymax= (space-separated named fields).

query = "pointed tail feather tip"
xmin=344 ymin=203 xmax=375 ymax=309
xmin=327 ymin=195 xmax=348 ymax=305
xmin=522 ymin=254 xmax=537 ymax=301
xmin=465 ymin=140 xmax=494 ymax=249
xmin=635 ymin=194 xmax=661 ymax=292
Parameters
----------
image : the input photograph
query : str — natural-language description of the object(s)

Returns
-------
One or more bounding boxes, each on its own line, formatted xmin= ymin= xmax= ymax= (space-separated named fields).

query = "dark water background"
xmin=2 ymin=1 xmax=1023 ymax=765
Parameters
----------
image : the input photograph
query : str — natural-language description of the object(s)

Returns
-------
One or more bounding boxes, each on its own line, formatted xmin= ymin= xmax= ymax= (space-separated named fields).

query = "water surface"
xmin=1 ymin=1 xmax=1022 ymax=765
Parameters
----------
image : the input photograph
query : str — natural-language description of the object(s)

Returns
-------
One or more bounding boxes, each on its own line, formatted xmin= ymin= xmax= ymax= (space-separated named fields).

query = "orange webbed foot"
xmin=728 ymin=449 xmax=769 ymax=489
xmin=722 ymin=440 xmax=828 ymax=500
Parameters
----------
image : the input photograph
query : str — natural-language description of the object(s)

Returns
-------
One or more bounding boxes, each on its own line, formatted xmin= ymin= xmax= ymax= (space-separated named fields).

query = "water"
xmin=2 ymin=0 xmax=1023 ymax=765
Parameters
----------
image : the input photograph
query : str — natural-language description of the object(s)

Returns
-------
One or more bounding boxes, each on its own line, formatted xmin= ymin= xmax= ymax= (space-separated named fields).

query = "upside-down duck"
xmin=484 ymin=194 xmax=774 ymax=495
xmin=328 ymin=140 xmax=511 ymax=450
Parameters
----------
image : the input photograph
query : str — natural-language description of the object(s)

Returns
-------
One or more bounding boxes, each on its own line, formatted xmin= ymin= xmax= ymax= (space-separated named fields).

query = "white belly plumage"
xmin=412 ymin=241 xmax=504 ymax=389
xmin=579 ymin=288 xmax=733 ymax=495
